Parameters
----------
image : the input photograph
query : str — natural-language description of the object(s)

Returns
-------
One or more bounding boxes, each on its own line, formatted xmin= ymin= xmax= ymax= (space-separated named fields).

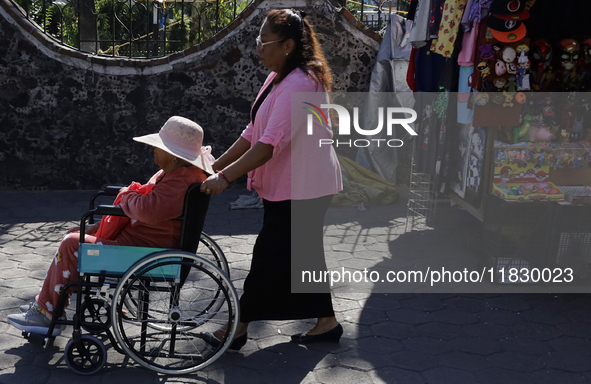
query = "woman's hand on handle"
xmin=201 ymin=173 xmax=229 ymax=195
xmin=201 ymin=141 xmax=274 ymax=195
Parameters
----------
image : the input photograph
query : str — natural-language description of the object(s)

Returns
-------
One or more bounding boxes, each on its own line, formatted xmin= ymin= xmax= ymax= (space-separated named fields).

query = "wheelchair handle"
xmin=80 ymin=205 xmax=127 ymax=243
xmin=94 ymin=205 xmax=126 ymax=216
xmin=89 ymin=186 xmax=124 ymax=223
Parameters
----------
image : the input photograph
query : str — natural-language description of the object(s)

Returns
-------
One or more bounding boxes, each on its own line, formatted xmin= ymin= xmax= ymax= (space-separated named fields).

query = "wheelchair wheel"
xmin=198 ymin=233 xmax=230 ymax=278
xmin=121 ymin=233 xmax=229 ymax=332
xmin=111 ymin=251 xmax=239 ymax=374
xmin=64 ymin=335 xmax=107 ymax=375
xmin=81 ymin=298 xmax=111 ymax=334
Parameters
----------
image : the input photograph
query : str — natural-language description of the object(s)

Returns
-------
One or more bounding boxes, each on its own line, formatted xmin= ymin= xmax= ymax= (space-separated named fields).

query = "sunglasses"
xmin=256 ymin=35 xmax=284 ymax=50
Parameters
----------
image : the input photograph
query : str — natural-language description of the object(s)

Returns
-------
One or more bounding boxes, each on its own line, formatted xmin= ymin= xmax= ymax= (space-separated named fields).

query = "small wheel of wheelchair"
xmin=198 ymin=233 xmax=230 ymax=278
xmin=111 ymin=251 xmax=239 ymax=374
xmin=64 ymin=335 xmax=107 ymax=375
xmin=81 ymin=298 xmax=111 ymax=334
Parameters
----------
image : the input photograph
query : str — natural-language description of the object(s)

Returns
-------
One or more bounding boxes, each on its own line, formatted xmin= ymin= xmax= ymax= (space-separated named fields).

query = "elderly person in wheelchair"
xmin=7 ymin=116 xmax=214 ymax=337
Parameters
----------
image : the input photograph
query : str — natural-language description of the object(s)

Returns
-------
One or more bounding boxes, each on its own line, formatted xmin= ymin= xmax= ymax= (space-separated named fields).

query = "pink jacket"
xmin=115 ymin=166 xmax=207 ymax=248
xmin=242 ymin=68 xmax=342 ymax=201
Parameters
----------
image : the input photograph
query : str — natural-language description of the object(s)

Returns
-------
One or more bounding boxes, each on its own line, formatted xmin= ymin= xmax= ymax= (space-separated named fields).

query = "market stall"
xmin=404 ymin=0 xmax=591 ymax=280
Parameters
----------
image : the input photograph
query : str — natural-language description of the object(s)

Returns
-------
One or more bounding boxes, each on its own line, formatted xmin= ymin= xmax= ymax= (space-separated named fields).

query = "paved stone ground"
xmin=1 ymin=188 xmax=591 ymax=383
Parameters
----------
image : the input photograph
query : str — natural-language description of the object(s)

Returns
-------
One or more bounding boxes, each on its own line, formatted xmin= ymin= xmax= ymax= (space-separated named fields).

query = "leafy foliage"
xmin=12 ymin=0 xmax=252 ymax=57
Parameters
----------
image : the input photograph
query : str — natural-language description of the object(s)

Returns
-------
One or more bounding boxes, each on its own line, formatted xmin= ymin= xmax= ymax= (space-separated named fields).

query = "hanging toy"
xmin=506 ymin=76 xmax=517 ymax=93
xmin=557 ymin=38 xmax=581 ymax=91
xmin=507 ymin=62 xmax=518 ymax=75
xmin=495 ymin=60 xmax=507 ymax=76
xmin=502 ymin=47 xmax=517 ymax=63
xmin=480 ymin=43 xmax=495 ymax=60
xmin=434 ymin=92 xmax=449 ymax=119
xmin=559 ymin=39 xmax=581 ymax=72
xmin=517 ymin=44 xmax=529 ymax=65
xmin=477 ymin=61 xmax=491 ymax=78
xmin=503 ymin=90 xmax=515 ymax=107
xmin=530 ymin=39 xmax=553 ymax=91
xmin=475 ymin=92 xmax=490 ymax=106
xmin=515 ymin=92 xmax=526 ymax=104
xmin=517 ymin=74 xmax=531 ymax=91
xmin=492 ymin=77 xmax=507 ymax=90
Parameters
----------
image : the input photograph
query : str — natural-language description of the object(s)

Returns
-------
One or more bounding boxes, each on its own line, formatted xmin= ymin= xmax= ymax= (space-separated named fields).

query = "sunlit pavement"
xmin=1 ymin=188 xmax=591 ymax=384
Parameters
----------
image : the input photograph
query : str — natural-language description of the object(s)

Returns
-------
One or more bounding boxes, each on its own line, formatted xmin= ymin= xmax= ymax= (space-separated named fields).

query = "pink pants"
xmin=36 ymin=232 xmax=119 ymax=315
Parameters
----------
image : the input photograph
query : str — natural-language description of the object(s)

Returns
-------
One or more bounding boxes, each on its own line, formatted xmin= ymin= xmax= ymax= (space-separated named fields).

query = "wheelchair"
xmin=21 ymin=182 xmax=239 ymax=375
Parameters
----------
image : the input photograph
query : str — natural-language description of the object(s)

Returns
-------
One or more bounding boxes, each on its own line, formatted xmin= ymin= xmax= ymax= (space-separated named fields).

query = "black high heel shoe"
xmin=290 ymin=323 xmax=343 ymax=344
xmin=200 ymin=332 xmax=248 ymax=351
xmin=229 ymin=333 xmax=248 ymax=350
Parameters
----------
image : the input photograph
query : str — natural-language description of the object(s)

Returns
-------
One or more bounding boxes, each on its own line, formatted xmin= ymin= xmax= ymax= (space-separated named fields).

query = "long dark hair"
xmin=264 ymin=9 xmax=333 ymax=91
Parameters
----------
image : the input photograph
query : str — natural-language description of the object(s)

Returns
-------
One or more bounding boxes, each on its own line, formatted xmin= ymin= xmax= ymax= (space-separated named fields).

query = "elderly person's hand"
xmin=201 ymin=173 xmax=229 ymax=195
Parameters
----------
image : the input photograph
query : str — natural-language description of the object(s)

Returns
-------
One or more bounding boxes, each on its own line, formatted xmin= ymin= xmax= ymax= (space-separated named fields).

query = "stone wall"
xmin=0 ymin=0 xmax=380 ymax=190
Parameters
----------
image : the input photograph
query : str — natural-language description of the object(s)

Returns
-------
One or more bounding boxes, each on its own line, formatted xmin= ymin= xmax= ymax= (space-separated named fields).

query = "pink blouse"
xmin=241 ymin=68 xmax=342 ymax=201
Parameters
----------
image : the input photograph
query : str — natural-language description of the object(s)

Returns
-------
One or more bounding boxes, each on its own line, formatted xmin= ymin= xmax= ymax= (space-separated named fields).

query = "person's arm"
xmin=201 ymin=141 xmax=273 ymax=195
xmin=120 ymin=175 xmax=187 ymax=222
xmin=213 ymin=136 xmax=251 ymax=172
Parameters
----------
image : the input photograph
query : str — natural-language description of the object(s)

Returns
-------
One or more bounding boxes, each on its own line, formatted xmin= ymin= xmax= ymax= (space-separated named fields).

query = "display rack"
xmin=406 ymin=140 xmax=438 ymax=232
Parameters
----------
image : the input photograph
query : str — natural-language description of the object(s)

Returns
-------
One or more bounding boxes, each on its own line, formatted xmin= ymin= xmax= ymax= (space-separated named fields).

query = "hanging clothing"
xmin=409 ymin=0 xmax=433 ymax=48
xmin=407 ymin=47 xmax=418 ymax=91
xmin=457 ymin=21 xmax=479 ymax=66
xmin=460 ymin=0 xmax=475 ymax=31
xmin=415 ymin=93 xmax=440 ymax=174
xmin=429 ymin=0 xmax=446 ymax=39
xmin=415 ymin=41 xmax=462 ymax=92
xmin=457 ymin=65 xmax=475 ymax=124
xmin=430 ymin=0 xmax=469 ymax=58
xmin=355 ymin=14 xmax=413 ymax=184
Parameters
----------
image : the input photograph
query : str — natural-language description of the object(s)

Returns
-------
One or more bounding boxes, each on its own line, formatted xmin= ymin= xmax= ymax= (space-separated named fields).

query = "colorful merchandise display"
xmin=402 ymin=0 xmax=591 ymax=281
xmin=560 ymin=185 xmax=591 ymax=205
xmin=406 ymin=0 xmax=591 ymax=206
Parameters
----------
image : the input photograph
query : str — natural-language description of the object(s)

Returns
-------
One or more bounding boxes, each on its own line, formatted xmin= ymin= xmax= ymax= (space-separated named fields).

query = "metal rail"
xmin=344 ymin=0 xmax=409 ymax=31
xmin=9 ymin=0 xmax=252 ymax=58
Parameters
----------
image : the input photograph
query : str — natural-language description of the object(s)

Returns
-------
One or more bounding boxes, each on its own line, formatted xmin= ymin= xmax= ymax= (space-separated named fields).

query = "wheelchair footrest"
xmin=22 ymin=331 xmax=54 ymax=348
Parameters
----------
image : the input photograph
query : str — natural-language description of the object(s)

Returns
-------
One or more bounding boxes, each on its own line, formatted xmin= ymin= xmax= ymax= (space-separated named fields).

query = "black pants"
xmin=239 ymin=195 xmax=335 ymax=322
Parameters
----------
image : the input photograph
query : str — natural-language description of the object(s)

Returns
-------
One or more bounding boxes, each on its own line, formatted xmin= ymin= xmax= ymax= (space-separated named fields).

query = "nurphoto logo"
xmin=303 ymin=103 xmax=418 ymax=148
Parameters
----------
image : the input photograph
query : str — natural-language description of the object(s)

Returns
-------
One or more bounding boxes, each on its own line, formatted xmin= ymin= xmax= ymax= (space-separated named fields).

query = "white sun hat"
xmin=133 ymin=116 xmax=215 ymax=175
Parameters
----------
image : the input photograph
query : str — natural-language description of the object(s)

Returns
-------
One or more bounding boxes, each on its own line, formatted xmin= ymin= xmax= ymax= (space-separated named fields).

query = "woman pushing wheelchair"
xmin=8 ymin=116 xmax=214 ymax=336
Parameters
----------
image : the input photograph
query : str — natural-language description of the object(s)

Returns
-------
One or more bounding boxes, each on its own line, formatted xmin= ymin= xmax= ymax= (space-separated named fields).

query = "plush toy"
xmin=517 ymin=74 xmax=530 ymax=91
xmin=528 ymin=125 xmax=555 ymax=142
xmin=503 ymin=90 xmax=515 ymax=107
xmin=513 ymin=114 xmax=532 ymax=143
xmin=555 ymin=39 xmax=581 ymax=91
xmin=557 ymin=128 xmax=570 ymax=144
xmin=517 ymin=44 xmax=529 ymax=65
xmin=530 ymin=39 xmax=553 ymax=91
xmin=475 ymin=92 xmax=489 ymax=106
xmin=502 ymin=47 xmax=516 ymax=63
xmin=477 ymin=61 xmax=490 ymax=78
xmin=495 ymin=60 xmax=507 ymax=76
xmin=480 ymin=43 xmax=494 ymax=60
